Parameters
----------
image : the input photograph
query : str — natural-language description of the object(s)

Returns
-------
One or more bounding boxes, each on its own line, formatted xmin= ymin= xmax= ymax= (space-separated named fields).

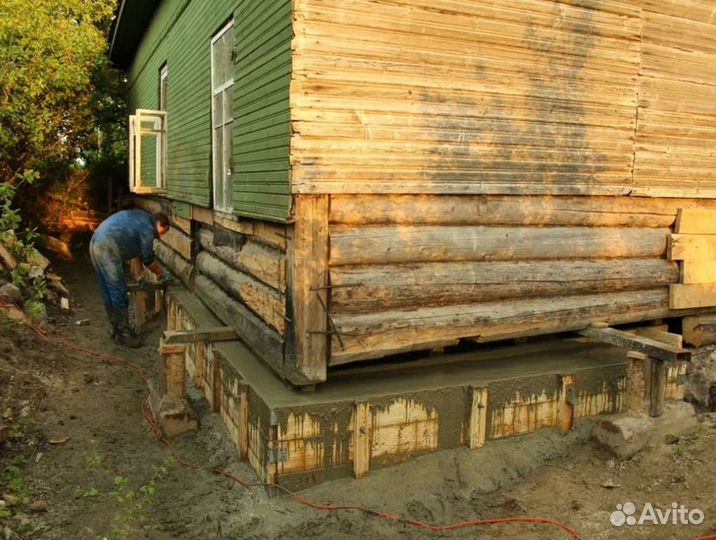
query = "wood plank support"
xmin=151 ymin=339 xmax=198 ymax=437
xmin=468 ymin=387 xmax=488 ymax=448
xmin=163 ymin=327 xmax=237 ymax=344
xmin=579 ymin=326 xmax=691 ymax=362
xmin=238 ymin=382 xmax=249 ymax=460
xmin=648 ymin=357 xmax=666 ymax=417
xmin=669 ymin=283 xmax=716 ymax=309
xmin=675 ymin=208 xmax=716 ymax=234
xmin=558 ymin=375 xmax=576 ymax=432
xmin=289 ymin=195 xmax=330 ymax=384
xmin=194 ymin=342 xmax=205 ymax=389
xmin=353 ymin=402 xmax=370 ymax=479
xmin=626 ymin=351 xmax=649 ymax=413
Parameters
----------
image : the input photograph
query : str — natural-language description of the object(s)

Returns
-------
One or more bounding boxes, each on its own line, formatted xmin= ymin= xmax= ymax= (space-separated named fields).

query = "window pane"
xmin=223 ymin=31 xmax=233 ymax=83
xmin=223 ymin=121 xmax=233 ymax=209
xmin=212 ymin=93 xmax=223 ymax=128
xmin=213 ymin=127 xmax=224 ymax=208
xmin=212 ymin=40 xmax=224 ymax=90
xmin=223 ymin=86 xmax=233 ymax=123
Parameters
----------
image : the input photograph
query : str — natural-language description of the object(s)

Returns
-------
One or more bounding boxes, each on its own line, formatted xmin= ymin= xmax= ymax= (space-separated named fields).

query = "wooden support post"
xmin=353 ymin=402 xmax=371 ymax=479
xmin=558 ymin=375 xmax=576 ymax=432
xmin=648 ymin=358 xmax=666 ymax=417
xmin=238 ymin=382 xmax=249 ymax=460
xmin=468 ymin=387 xmax=488 ymax=449
xmin=289 ymin=195 xmax=330 ymax=385
xmin=212 ymin=353 xmax=222 ymax=413
xmin=159 ymin=341 xmax=186 ymax=401
xmin=194 ymin=342 xmax=205 ymax=389
xmin=151 ymin=339 xmax=198 ymax=437
xmin=626 ymin=351 xmax=649 ymax=413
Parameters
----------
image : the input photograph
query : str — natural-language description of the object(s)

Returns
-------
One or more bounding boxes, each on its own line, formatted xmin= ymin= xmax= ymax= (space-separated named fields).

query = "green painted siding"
xmin=127 ymin=0 xmax=291 ymax=221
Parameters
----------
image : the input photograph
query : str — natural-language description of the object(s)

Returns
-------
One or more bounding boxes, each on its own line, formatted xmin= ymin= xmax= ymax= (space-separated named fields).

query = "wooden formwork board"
xmin=166 ymin=288 xmax=690 ymax=492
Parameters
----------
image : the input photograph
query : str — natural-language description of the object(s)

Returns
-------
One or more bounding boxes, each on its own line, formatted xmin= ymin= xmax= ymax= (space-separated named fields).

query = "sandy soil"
xmin=1 ymin=253 xmax=715 ymax=540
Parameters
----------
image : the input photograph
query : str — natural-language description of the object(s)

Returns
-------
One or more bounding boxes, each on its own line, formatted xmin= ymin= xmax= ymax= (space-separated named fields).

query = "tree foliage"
xmin=0 ymin=0 xmax=124 ymax=188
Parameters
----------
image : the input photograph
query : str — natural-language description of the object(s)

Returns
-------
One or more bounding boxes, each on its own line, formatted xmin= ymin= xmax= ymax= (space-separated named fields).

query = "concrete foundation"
xmin=164 ymin=287 xmax=689 ymax=491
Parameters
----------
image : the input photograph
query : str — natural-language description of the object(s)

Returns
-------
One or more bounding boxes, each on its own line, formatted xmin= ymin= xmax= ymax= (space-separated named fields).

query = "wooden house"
xmin=110 ymin=0 xmax=716 ymax=389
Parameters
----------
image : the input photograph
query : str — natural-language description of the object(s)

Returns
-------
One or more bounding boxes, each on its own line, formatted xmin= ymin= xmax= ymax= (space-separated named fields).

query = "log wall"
xmin=326 ymin=195 xmax=715 ymax=364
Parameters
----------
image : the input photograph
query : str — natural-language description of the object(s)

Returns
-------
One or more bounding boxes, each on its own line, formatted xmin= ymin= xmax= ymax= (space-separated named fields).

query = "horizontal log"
xmin=329 ymin=288 xmax=706 ymax=364
xmin=330 ymin=259 xmax=679 ymax=313
xmin=153 ymin=241 xmax=193 ymax=288
xmin=196 ymin=252 xmax=285 ymax=334
xmin=214 ymin=215 xmax=287 ymax=251
xmin=160 ymin=227 xmax=193 ymax=261
xmin=194 ymin=275 xmax=286 ymax=378
xmin=330 ymin=226 xmax=669 ymax=265
xmin=170 ymin=214 xmax=192 ymax=235
xmin=329 ymin=195 xmax=715 ymax=227
xmin=198 ymin=228 xmax=286 ymax=291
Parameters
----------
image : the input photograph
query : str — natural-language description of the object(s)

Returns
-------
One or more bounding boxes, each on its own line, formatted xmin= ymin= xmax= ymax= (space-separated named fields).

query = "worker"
xmin=89 ymin=209 xmax=172 ymax=347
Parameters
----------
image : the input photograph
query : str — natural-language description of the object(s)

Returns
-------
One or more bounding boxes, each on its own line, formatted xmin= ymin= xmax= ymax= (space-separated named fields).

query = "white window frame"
xmin=210 ymin=19 xmax=235 ymax=212
xmin=128 ymin=108 xmax=167 ymax=194
xmin=159 ymin=64 xmax=168 ymax=185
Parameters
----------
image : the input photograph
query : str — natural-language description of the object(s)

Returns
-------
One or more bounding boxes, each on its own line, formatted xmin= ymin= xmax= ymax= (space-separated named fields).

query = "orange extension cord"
xmin=7 ymin=304 xmax=715 ymax=540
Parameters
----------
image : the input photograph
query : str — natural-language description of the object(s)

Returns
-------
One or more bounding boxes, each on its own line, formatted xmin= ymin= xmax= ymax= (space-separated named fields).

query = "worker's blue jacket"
xmin=89 ymin=209 xmax=158 ymax=310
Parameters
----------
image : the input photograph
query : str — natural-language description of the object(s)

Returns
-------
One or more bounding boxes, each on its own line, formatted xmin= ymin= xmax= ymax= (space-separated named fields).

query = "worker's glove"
xmin=157 ymin=270 xmax=175 ymax=285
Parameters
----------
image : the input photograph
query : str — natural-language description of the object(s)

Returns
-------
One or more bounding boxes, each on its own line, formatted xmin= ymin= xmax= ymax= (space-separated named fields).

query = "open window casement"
xmin=128 ymin=109 xmax=167 ymax=194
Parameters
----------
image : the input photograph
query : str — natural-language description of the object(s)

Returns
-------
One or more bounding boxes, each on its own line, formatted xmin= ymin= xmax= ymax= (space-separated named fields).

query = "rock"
xmin=28 ymin=500 xmax=47 ymax=513
xmin=26 ymin=249 xmax=50 ymax=271
xmin=685 ymin=350 xmax=716 ymax=411
xmin=28 ymin=266 xmax=44 ymax=281
xmin=2 ymin=494 xmax=18 ymax=508
xmin=593 ymin=402 xmax=699 ymax=459
xmin=1 ymin=306 xmax=29 ymax=324
xmin=593 ymin=415 xmax=651 ymax=459
xmin=0 ymin=283 xmax=22 ymax=304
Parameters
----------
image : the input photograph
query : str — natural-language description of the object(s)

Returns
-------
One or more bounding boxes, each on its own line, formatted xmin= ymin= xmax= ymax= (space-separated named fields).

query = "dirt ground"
xmin=1 ymin=252 xmax=715 ymax=540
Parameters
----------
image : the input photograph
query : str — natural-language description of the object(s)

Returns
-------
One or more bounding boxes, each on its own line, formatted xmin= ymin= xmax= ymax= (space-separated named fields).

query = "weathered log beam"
xmin=329 ymin=288 xmax=706 ymax=364
xmin=198 ymin=228 xmax=286 ymax=291
xmin=331 ymin=258 xmax=678 ymax=313
xmin=330 ymin=226 xmax=669 ymax=265
xmin=193 ymin=275 xmax=293 ymax=382
xmin=160 ymin=227 xmax=193 ymax=261
xmin=163 ymin=327 xmax=237 ymax=344
xmin=330 ymin=195 xmax=715 ymax=227
xmin=154 ymin=240 xmax=194 ymax=288
xmin=579 ymin=326 xmax=691 ymax=362
xmin=196 ymin=251 xmax=285 ymax=334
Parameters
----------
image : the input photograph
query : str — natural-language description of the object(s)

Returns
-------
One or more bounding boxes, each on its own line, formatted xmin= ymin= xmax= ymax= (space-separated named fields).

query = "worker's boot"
xmin=113 ymin=307 xmax=143 ymax=348
xmin=106 ymin=306 xmax=118 ymax=339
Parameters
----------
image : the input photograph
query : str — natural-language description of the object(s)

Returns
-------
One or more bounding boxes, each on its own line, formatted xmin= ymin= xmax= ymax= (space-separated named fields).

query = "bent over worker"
xmin=89 ymin=209 xmax=170 ymax=347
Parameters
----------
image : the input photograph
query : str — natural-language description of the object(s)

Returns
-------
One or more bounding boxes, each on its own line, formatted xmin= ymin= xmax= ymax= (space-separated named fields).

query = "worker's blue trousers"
xmin=89 ymin=238 xmax=128 ymax=310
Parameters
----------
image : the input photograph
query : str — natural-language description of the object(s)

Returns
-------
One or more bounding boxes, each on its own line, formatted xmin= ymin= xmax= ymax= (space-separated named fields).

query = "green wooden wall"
xmin=127 ymin=0 xmax=291 ymax=221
